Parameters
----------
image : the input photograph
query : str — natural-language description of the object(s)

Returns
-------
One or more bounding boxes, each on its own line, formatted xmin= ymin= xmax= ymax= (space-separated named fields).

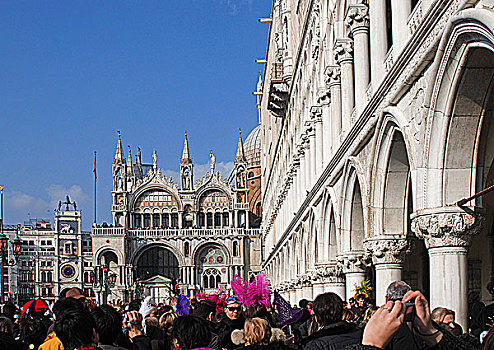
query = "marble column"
xmin=338 ymin=254 xmax=367 ymax=302
xmin=364 ymin=236 xmax=412 ymax=306
xmin=369 ymin=0 xmax=387 ymax=85
xmin=325 ymin=66 xmax=341 ymax=150
xmin=411 ymin=207 xmax=484 ymax=331
xmin=312 ymin=265 xmax=346 ymax=300
xmin=334 ymin=39 xmax=354 ymax=136
xmin=345 ymin=4 xmax=370 ymax=116
xmin=302 ymin=277 xmax=313 ymax=300
xmin=295 ymin=283 xmax=304 ymax=305
xmin=311 ymin=106 xmax=324 ymax=174
xmin=316 ymin=88 xmax=331 ymax=165
xmin=289 ymin=286 xmax=297 ymax=306
xmin=307 ymin=123 xmax=316 ymax=187
xmin=391 ymin=0 xmax=411 ymax=56
xmin=312 ymin=281 xmax=325 ymax=297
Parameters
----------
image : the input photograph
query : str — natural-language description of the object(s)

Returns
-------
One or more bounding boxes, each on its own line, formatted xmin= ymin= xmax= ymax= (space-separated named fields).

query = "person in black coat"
xmin=299 ymin=293 xmax=362 ymax=350
xmin=217 ymin=297 xmax=246 ymax=350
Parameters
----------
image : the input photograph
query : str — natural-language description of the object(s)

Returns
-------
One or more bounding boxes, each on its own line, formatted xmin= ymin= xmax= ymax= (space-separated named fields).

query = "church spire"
xmin=181 ymin=132 xmax=192 ymax=165
xmin=114 ymin=131 xmax=126 ymax=164
xmin=235 ymin=128 xmax=246 ymax=163
xmin=127 ymin=146 xmax=133 ymax=175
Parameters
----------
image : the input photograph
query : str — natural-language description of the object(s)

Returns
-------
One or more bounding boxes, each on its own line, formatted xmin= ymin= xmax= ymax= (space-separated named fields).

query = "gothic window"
xmin=162 ymin=213 xmax=170 ymax=228
xmin=202 ymin=268 xmax=221 ymax=289
xmin=41 ymin=271 xmax=46 ymax=282
xmin=47 ymin=271 xmax=53 ymax=282
xmin=134 ymin=214 xmax=142 ymax=228
xmin=153 ymin=214 xmax=160 ymax=227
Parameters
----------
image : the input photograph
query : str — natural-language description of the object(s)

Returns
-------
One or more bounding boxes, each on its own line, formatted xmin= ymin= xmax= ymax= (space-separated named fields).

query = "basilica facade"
xmin=91 ymin=130 xmax=262 ymax=303
xmin=260 ymin=0 xmax=494 ymax=329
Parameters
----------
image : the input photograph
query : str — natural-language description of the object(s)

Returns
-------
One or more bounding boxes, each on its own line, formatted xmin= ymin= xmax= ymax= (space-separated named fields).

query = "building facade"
xmin=91 ymin=130 xmax=262 ymax=303
xmin=15 ymin=195 xmax=94 ymax=304
xmin=260 ymin=0 xmax=494 ymax=329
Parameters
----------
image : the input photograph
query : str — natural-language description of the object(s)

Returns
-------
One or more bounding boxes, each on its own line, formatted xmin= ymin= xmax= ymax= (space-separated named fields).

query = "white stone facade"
xmin=91 ymin=131 xmax=262 ymax=303
xmin=260 ymin=0 xmax=494 ymax=330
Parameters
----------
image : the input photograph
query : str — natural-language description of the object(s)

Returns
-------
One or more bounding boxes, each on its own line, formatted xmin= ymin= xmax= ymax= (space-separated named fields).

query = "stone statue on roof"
xmin=210 ymin=150 xmax=216 ymax=174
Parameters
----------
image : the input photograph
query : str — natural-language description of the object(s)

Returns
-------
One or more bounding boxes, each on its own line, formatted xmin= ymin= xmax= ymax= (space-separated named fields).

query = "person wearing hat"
xmin=216 ymin=296 xmax=246 ymax=350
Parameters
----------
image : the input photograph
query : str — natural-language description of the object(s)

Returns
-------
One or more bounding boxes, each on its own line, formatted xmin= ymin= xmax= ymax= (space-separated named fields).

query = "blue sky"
xmin=0 ymin=0 xmax=270 ymax=230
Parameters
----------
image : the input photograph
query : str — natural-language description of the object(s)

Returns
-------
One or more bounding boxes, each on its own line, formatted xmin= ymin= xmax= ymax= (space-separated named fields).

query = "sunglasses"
xmin=227 ymin=307 xmax=241 ymax=312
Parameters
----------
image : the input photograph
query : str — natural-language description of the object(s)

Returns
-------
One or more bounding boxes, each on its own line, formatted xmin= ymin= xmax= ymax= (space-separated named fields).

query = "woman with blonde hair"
xmin=231 ymin=317 xmax=288 ymax=350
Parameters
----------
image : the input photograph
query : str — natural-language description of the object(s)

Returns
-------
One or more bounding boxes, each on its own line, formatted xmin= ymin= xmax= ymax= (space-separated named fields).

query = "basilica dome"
xmin=244 ymin=125 xmax=261 ymax=168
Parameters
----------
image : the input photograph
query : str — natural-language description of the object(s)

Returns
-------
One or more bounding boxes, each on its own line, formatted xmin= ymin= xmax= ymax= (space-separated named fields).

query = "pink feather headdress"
xmin=230 ymin=273 xmax=272 ymax=308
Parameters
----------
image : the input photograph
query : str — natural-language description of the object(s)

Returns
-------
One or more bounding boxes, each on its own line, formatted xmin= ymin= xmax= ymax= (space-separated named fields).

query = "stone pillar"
xmin=338 ymin=254 xmax=367 ymax=302
xmin=312 ymin=265 xmax=346 ymax=300
xmin=302 ymin=277 xmax=313 ymax=300
xmin=289 ymin=286 xmax=297 ymax=306
xmin=411 ymin=208 xmax=484 ymax=331
xmin=316 ymin=88 xmax=331 ymax=165
xmin=391 ymin=0 xmax=411 ymax=56
xmin=369 ymin=0 xmax=387 ymax=85
xmin=364 ymin=236 xmax=412 ymax=306
xmin=312 ymin=281 xmax=325 ymax=297
xmin=345 ymin=4 xmax=370 ymax=116
xmin=325 ymin=66 xmax=341 ymax=150
xmin=306 ymin=123 xmax=316 ymax=187
xmin=334 ymin=39 xmax=354 ymax=136
xmin=295 ymin=283 xmax=304 ymax=305
xmin=311 ymin=106 xmax=324 ymax=174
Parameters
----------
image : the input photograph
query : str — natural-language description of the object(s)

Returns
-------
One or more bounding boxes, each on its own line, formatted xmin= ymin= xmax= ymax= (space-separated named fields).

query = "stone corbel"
xmin=364 ymin=236 xmax=413 ymax=265
xmin=411 ymin=207 xmax=485 ymax=248
xmin=317 ymin=87 xmax=331 ymax=106
xmin=325 ymin=65 xmax=341 ymax=88
xmin=334 ymin=38 xmax=354 ymax=64
xmin=345 ymin=4 xmax=369 ymax=35
xmin=310 ymin=106 xmax=323 ymax=124
xmin=337 ymin=253 xmax=367 ymax=274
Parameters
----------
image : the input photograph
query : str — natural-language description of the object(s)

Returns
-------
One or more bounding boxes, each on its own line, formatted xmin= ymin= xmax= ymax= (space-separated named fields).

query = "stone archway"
xmin=135 ymin=245 xmax=180 ymax=281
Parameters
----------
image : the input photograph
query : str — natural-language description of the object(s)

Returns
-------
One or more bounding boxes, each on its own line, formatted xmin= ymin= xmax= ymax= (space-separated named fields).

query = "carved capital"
xmin=334 ymin=38 xmax=354 ymax=64
xmin=312 ymin=264 xmax=344 ymax=283
xmin=317 ymin=86 xmax=331 ymax=105
xmin=411 ymin=207 xmax=485 ymax=248
xmin=325 ymin=65 xmax=341 ymax=88
xmin=345 ymin=4 xmax=369 ymax=33
xmin=310 ymin=106 xmax=322 ymax=123
xmin=337 ymin=253 xmax=368 ymax=274
xmin=364 ymin=236 xmax=413 ymax=265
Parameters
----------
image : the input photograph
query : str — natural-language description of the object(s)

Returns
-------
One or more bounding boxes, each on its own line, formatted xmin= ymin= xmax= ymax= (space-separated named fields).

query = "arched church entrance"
xmin=134 ymin=245 xmax=180 ymax=303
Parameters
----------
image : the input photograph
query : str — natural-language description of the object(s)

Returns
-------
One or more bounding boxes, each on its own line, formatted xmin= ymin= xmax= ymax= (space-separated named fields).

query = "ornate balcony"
xmin=92 ymin=227 xmax=261 ymax=238
xmin=267 ymin=63 xmax=289 ymax=118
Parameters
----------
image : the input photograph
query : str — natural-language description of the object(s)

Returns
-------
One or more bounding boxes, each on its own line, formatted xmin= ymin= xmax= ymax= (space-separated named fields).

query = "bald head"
xmin=66 ymin=287 xmax=85 ymax=300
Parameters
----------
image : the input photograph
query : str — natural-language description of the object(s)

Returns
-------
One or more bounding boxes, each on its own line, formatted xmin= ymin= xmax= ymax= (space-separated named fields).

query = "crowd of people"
xmin=0 ymin=279 xmax=492 ymax=350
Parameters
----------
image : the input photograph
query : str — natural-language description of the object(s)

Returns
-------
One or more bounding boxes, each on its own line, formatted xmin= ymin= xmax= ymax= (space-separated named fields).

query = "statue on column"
xmin=153 ymin=150 xmax=158 ymax=172
xmin=210 ymin=150 xmax=216 ymax=174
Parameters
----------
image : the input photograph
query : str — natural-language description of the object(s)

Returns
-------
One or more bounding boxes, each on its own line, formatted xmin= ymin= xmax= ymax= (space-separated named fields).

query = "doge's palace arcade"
xmin=259 ymin=0 xmax=494 ymax=329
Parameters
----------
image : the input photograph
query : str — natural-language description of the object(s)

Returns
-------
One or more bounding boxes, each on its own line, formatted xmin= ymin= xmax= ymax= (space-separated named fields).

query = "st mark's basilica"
xmin=91 ymin=128 xmax=263 ymax=302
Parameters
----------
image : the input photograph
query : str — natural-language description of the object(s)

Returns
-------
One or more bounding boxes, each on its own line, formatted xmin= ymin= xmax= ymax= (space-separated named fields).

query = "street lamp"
xmin=0 ymin=224 xmax=23 ymax=302
xmin=90 ymin=264 xmax=117 ymax=305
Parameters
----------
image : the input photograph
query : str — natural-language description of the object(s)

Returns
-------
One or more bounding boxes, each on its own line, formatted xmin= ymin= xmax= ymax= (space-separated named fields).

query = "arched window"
xmin=202 ymin=269 xmax=221 ymax=289
xmin=47 ymin=271 xmax=53 ymax=282
xmin=41 ymin=271 xmax=46 ymax=282
xmin=184 ymin=242 xmax=190 ymax=257
xmin=233 ymin=241 xmax=239 ymax=257
xmin=214 ymin=213 xmax=221 ymax=227
xmin=222 ymin=212 xmax=229 ymax=227
xmin=206 ymin=213 xmax=213 ymax=228
xmin=171 ymin=213 xmax=179 ymax=228
xmin=197 ymin=212 xmax=205 ymax=228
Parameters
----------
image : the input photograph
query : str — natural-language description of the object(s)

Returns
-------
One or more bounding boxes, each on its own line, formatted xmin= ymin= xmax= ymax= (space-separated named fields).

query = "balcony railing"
xmin=234 ymin=203 xmax=250 ymax=210
xmin=92 ymin=227 xmax=260 ymax=238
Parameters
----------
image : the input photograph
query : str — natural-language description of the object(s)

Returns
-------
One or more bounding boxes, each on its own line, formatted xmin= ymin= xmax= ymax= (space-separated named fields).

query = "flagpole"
xmin=93 ymin=151 xmax=97 ymax=225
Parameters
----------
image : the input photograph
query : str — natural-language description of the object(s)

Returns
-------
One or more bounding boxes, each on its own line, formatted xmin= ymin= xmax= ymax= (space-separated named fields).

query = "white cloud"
xmin=215 ymin=0 xmax=254 ymax=15
xmin=5 ymin=184 xmax=90 ymax=226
